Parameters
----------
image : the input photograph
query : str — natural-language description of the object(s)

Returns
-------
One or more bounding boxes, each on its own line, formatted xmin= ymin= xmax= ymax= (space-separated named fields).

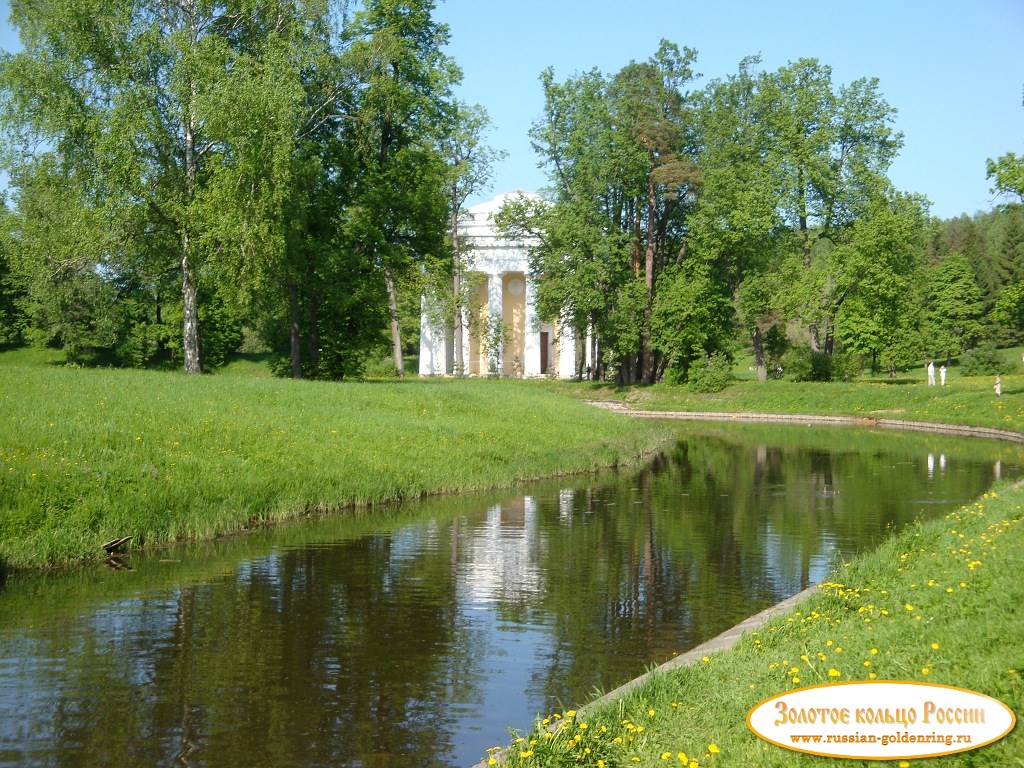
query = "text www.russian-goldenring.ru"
xmin=790 ymin=731 xmax=972 ymax=748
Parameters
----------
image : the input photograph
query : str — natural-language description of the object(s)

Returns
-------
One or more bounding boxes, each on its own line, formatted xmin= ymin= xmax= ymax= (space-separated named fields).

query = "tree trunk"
xmin=384 ymin=264 xmax=404 ymax=377
xmin=641 ymin=171 xmax=657 ymax=385
xmin=753 ymin=326 xmax=767 ymax=382
xmin=181 ymin=248 xmax=202 ymax=374
xmin=180 ymin=14 xmax=201 ymax=375
xmin=309 ymin=291 xmax=320 ymax=376
xmin=452 ymin=212 xmax=464 ymax=376
xmin=289 ymin=280 xmax=302 ymax=379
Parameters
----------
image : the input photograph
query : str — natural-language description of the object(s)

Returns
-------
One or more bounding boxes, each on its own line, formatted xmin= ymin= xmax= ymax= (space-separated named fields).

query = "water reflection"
xmin=0 ymin=425 xmax=1020 ymax=768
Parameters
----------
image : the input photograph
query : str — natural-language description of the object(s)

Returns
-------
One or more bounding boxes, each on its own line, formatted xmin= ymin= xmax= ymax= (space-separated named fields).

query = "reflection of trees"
xmin=508 ymin=428 xmax=1011 ymax=711
xmin=3 ymin=531 xmax=479 ymax=768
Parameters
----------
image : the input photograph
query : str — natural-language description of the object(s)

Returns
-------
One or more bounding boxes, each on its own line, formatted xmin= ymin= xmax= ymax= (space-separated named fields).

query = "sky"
xmin=432 ymin=0 xmax=1024 ymax=219
xmin=0 ymin=0 xmax=1020 ymax=220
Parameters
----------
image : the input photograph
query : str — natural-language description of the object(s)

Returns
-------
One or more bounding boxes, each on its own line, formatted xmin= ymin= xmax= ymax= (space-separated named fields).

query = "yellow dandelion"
xmin=870 ymin=648 xmax=878 ymax=655
xmin=931 ymin=642 xmax=940 ymax=650
xmin=922 ymin=667 xmax=930 ymax=676
xmin=708 ymin=743 xmax=720 ymax=754
xmin=792 ymin=676 xmax=800 ymax=684
xmin=677 ymin=752 xmax=688 ymax=763
xmin=661 ymin=753 xmax=672 ymax=761
xmin=828 ymin=668 xmax=841 ymax=678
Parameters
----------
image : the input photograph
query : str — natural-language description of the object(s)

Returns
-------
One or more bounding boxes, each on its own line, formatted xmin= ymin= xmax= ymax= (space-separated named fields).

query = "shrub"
xmin=958 ymin=344 xmax=1018 ymax=377
xmin=687 ymin=352 xmax=734 ymax=393
xmin=780 ymin=345 xmax=829 ymax=382
xmin=830 ymin=350 xmax=864 ymax=381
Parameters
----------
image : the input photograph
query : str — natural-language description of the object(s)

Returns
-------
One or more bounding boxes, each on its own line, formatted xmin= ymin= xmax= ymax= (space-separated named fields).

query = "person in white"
xmin=927 ymin=361 xmax=935 ymax=386
xmin=939 ymin=365 xmax=946 ymax=386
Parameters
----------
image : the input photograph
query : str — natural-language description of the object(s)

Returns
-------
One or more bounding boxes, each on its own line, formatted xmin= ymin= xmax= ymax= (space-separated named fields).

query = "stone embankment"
xmin=588 ymin=401 xmax=1024 ymax=444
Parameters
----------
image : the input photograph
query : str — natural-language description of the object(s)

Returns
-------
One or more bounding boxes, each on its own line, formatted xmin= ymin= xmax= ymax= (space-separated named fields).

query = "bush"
xmin=780 ymin=345 xmax=828 ymax=382
xmin=959 ymin=344 xmax=1018 ymax=377
xmin=830 ymin=350 xmax=864 ymax=381
xmin=686 ymin=352 xmax=734 ymax=393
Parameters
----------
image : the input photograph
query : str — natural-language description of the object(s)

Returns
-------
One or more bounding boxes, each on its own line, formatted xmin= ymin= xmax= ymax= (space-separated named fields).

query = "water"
xmin=0 ymin=423 xmax=1019 ymax=768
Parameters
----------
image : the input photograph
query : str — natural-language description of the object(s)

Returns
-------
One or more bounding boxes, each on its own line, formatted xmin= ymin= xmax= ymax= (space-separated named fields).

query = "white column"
xmin=558 ymin=322 xmax=576 ymax=379
xmin=418 ymin=291 xmax=446 ymax=376
xmin=460 ymin=306 xmax=471 ymax=375
xmin=523 ymin=278 xmax=540 ymax=376
xmin=487 ymin=272 xmax=503 ymax=374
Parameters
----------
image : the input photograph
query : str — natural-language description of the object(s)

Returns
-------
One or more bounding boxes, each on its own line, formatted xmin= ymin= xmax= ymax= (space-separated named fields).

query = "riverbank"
xmin=531 ymin=373 xmax=1024 ymax=433
xmin=489 ymin=482 xmax=1024 ymax=767
xmin=0 ymin=350 xmax=674 ymax=570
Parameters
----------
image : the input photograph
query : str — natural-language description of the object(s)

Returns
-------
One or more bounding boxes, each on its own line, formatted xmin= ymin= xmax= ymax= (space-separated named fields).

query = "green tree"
xmin=987 ymin=151 xmax=1024 ymax=203
xmin=340 ymin=0 xmax=458 ymax=378
xmin=438 ymin=101 xmax=504 ymax=376
xmin=832 ymin=192 xmax=928 ymax=372
xmin=0 ymin=0 xmax=321 ymax=373
xmin=924 ymin=252 xmax=985 ymax=363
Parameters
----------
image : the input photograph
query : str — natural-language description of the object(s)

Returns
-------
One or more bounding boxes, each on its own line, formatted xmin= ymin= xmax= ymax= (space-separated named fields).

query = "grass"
xmin=0 ymin=348 xmax=674 ymax=569
xmin=530 ymin=372 xmax=1024 ymax=433
xmin=492 ymin=481 xmax=1024 ymax=768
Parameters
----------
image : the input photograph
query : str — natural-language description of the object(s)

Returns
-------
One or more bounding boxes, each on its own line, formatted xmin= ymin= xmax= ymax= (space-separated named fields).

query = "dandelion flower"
xmin=829 ymin=668 xmax=841 ymax=678
xmin=708 ymin=743 xmax=720 ymax=754
xmin=931 ymin=642 xmax=940 ymax=650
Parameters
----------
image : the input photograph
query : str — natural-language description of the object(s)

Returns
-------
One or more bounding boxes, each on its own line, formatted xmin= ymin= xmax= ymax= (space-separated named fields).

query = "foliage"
xmin=780 ymin=345 xmax=830 ymax=382
xmin=986 ymin=150 xmax=1024 ymax=203
xmin=685 ymin=352 xmax=734 ymax=393
xmin=924 ymin=252 xmax=985 ymax=361
xmin=958 ymin=343 xmax=1018 ymax=377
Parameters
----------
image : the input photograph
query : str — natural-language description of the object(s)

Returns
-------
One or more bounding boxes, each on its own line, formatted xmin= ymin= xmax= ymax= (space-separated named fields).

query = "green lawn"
xmin=0 ymin=348 xmax=673 ymax=569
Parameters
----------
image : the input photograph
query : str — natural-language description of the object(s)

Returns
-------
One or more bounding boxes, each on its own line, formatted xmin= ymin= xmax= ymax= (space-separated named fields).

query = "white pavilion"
xmin=418 ymin=191 xmax=584 ymax=378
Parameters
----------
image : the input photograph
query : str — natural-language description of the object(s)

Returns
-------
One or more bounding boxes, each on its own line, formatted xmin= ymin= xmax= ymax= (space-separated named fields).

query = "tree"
xmin=0 ymin=0 xmax=323 ymax=372
xmin=340 ymin=0 xmax=458 ymax=378
xmin=754 ymin=59 xmax=903 ymax=352
xmin=987 ymin=152 xmax=1024 ymax=203
xmin=832 ymin=192 xmax=928 ymax=372
xmin=511 ymin=41 xmax=700 ymax=384
xmin=438 ymin=101 xmax=504 ymax=376
xmin=924 ymin=252 xmax=985 ymax=363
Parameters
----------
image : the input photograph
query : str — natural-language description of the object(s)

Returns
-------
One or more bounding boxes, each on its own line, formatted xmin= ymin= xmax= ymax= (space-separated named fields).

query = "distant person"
xmin=995 ymin=375 xmax=1002 ymax=397
xmin=939 ymin=365 xmax=946 ymax=386
xmin=927 ymin=361 xmax=935 ymax=386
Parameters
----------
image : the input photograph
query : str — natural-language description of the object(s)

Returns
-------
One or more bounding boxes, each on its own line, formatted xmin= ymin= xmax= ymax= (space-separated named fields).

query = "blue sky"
xmin=1 ymin=1 xmax=1021 ymax=219
xmin=434 ymin=0 xmax=1024 ymax=218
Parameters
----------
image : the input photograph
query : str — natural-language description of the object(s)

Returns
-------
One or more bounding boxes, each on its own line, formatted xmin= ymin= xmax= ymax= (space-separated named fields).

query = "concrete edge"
xmin=588 ymin=403 xmax=1024 ymax=445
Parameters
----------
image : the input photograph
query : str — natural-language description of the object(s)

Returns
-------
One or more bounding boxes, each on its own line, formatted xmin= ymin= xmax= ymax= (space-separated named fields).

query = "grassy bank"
xmin=0 ymin=350 xmax=673 ymax=569
xmin=533 ymin=373 xmax=1024 ymax=432
xmin=493 ymin=480 xmax=1024 ymax=768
